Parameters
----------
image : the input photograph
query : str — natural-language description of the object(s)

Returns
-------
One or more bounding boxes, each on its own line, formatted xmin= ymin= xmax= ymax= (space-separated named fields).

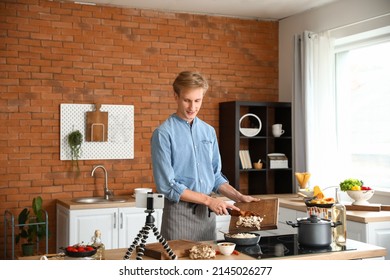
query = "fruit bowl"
xmin=63 ymin=245 xmax=97 ymax=258
xmin=346 ymin=190 xmax=375 ymax=205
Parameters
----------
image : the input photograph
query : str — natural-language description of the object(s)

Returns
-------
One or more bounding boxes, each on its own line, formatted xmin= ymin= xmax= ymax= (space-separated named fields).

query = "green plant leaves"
xmin=16 ymin=196 xmax=49 ymax=245
xmin=68 ymin=130 xmax=83 ymax=172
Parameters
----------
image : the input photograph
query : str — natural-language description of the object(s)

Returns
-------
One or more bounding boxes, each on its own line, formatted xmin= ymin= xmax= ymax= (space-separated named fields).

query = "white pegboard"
xmin=60 ymin=104 xmax=134 ymax=160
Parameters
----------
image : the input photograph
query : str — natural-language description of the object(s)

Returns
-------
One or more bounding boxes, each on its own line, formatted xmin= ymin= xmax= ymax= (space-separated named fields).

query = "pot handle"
xmin=331 ymin=221 xmax=342 ymax=228
xmin=286 ymin=221 xmax=299 ymax=228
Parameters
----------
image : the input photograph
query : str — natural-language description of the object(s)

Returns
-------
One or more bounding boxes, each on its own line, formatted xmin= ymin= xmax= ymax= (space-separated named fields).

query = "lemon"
xmin=351 ymin=185 xmax=361 ymax=191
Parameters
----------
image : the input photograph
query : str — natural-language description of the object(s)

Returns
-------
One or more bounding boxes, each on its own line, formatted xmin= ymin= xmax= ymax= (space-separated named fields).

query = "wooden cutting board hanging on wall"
xmin=86 ymin=104 xmax=108 ymax=142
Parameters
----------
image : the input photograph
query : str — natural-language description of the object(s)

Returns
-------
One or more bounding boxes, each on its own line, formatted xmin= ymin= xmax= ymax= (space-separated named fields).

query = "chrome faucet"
xmin=91 ymin=165 xmax=113 ymax=200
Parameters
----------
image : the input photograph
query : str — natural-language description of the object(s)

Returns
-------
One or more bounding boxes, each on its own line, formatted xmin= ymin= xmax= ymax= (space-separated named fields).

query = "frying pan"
xmin=304 ymin=198 xmax=333 ymax=208
xmin=224 ymin=232 xmax=261 ymax=246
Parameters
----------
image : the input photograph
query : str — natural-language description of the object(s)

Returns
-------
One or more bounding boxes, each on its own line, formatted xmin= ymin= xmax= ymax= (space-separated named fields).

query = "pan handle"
xmin=331 ymin=221 xmax=342 ymax=228
xmin=286 ymin=221 xmax=299 ymax=228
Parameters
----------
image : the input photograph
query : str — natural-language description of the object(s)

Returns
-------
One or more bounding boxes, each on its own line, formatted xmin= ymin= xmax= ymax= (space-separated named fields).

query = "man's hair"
xmin=172 ymin=71 xmax=209 ymax=96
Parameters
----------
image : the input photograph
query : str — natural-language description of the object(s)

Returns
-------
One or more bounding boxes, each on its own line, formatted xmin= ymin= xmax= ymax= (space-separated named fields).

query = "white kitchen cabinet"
xmin=118 ymin=207 xmax=163 ymax=248
xmin=347 ymin=220 xmax=390 ymax=260
xmin=56 ymin=204 xmax=162 ymax=252
xmin=215 ymin=215 xmax=231 ymax=240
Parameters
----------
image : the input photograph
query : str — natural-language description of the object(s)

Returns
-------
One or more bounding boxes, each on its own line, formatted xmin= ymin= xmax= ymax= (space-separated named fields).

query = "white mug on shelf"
xmin=272 ymin=124 xmax=285 ymax=137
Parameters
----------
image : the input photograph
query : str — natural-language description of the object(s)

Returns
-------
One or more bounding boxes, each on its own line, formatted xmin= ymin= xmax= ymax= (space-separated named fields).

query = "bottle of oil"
xmin=331 ymin=188 xmax=347 ymax=246
xmin=92 ymin=229 xmax=105 ymax=260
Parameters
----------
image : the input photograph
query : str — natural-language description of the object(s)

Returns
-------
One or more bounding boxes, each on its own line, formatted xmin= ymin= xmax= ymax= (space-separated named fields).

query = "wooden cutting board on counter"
xmin=381 ymin=205 xmax=390 ymax=211
xmin=229 ymin=198 xmax=279 ymax=233
xmin=345 ymin=204 xmax=381 ymax=212
xmin=139 ymin=240 xmax=200 ymax=260
xmin=345 ymin=204 xmax=390 ymax=212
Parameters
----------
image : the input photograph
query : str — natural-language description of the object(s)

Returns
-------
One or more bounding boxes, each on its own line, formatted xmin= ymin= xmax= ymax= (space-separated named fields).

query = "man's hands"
xmin=206 ymin=197 xmax=241 ymax=215
xmin=237 ymin=194 xmax=260 ymax=203
xmin=179 ymin=186 xmax=260 ymax=216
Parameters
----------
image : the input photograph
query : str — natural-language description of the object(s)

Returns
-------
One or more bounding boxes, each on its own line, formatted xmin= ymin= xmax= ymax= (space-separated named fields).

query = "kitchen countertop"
xmin=57 ymin=193 xmax=390 ymax=224
xmin=20 ymin=238 xmax=386 ymax=260
xmin=57 ymin=197 xmax=137 ymax=210
xmin=107 ymin=239 xmax=387 ymax=260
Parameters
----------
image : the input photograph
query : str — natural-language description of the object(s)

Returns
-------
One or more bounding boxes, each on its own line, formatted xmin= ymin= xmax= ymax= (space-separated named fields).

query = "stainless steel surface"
xmin=72 ymin=196 xmax=129 ymax=204
xmin=91 ymin=165 xmax=113 ymax=200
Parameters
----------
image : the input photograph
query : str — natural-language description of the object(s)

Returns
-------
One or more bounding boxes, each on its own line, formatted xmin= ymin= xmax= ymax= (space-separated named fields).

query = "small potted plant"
xmin=68 ymin=129 xmax=83 ymax=173
xmin=15 ymin=196 xmax=49 ymax=256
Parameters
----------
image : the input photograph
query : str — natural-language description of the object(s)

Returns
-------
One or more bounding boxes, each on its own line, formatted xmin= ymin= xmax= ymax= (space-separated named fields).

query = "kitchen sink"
xmin=72 ymin=196 xmax=130 ymax=204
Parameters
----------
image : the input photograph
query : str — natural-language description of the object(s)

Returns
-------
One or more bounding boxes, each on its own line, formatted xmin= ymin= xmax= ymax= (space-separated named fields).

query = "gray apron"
xmin=161 ymin=198 xmax=216 ymax=241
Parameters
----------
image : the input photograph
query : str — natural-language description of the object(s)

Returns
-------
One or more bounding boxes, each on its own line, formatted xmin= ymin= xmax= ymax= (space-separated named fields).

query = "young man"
xmin=151 ymin=71 xmax=259 ymax=241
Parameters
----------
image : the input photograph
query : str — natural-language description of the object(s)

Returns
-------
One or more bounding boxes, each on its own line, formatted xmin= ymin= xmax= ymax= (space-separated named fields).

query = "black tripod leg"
xmin=136 ymin=225 xmax=151 ymax=260
xmin=123 ymin=226 xmax=148 ymax=260
xmin=152 ymin=226 xmax=177 ymax=260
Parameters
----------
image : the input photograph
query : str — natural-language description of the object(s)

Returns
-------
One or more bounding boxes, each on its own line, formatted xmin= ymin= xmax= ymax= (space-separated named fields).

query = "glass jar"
xmin=331 ymin=189 xmax=347 ymax=246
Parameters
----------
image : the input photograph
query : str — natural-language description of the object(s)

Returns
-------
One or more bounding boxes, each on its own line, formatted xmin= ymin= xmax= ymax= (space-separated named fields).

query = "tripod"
xmin=123 ymin=209 xmax=177 ymax=260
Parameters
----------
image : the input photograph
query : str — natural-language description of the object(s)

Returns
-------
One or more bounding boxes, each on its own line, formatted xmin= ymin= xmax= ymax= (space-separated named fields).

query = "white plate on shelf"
xmin=267 ymin=153 xmax=285 ymax=157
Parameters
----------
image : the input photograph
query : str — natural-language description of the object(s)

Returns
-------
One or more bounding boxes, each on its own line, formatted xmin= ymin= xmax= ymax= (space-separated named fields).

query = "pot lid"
xmin=297 ymin=215 xmax=331 ymax=225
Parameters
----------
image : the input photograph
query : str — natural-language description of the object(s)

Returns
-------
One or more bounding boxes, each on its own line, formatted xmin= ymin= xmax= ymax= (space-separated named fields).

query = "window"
xmin=334 ymin=32 xmax=390 ymax=191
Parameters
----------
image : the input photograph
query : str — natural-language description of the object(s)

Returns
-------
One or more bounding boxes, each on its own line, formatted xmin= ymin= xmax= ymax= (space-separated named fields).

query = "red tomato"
xmin=77 ymin=247 xmax=86 ymax=252
xmin=67 ymin=247 xmax=77 ymax=252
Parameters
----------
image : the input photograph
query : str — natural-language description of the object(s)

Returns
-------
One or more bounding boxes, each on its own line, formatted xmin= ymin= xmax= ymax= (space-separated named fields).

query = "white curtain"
xmin=293 ymin=31 xmax=340 ymax=190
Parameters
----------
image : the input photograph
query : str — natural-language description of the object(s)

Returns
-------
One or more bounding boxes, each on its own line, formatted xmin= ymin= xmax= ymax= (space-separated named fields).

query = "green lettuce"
xmin=339 ymin=178 xmax=363 ymax=191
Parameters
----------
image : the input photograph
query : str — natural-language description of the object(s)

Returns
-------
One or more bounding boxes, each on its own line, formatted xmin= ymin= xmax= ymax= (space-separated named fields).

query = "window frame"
xmin=333 ymin=27 xmax=390 ymax=193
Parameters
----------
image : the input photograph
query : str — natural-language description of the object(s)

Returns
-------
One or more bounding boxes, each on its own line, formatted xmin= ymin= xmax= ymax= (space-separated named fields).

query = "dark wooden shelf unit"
xmin=219 ymin=101 xmax=293 ymax=195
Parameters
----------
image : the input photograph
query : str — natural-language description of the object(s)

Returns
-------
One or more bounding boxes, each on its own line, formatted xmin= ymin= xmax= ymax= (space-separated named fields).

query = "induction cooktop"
xmin=223 ymin=234 xmax=356 ymax=259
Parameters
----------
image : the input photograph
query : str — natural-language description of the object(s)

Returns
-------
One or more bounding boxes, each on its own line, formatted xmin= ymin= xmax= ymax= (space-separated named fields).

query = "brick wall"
xmin=0 ymin=0 xmax=278 ymax=256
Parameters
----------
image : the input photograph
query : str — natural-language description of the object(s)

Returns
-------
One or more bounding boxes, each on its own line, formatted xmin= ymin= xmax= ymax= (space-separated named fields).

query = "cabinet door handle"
xmin=120 ymin=212 xmax=123 ymax=229
xmin=114 ymin=212 xmax=117 ymax=229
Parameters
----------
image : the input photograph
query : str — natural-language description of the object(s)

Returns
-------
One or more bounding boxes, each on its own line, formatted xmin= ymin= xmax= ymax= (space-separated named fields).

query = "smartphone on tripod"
xmin=135 ymin=192 xmax=164 ymax=209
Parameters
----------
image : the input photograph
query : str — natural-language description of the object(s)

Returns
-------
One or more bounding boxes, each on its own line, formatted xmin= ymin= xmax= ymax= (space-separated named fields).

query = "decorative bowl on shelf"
xmin=346 ymin=190 xmax=375 ymax=205
xmin=239 ymin=113 xmax=262 ymax=137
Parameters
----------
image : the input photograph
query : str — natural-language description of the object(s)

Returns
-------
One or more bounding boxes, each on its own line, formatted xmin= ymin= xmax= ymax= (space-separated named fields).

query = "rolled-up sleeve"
xmin=151 ymin=128 xmax=186 ymax=202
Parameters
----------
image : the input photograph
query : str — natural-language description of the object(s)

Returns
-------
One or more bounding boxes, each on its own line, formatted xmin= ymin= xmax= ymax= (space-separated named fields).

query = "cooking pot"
xmin=286 ymin=215 xmax=341 ymax=247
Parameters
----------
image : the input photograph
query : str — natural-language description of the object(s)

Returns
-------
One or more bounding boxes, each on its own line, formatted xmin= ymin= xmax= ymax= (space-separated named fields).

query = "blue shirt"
xmin=151 ymin=114 xmax=228 ymax=202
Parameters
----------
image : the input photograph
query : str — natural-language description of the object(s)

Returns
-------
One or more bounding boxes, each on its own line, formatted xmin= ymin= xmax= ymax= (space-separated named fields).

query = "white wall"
xmin=278 ymin=0 xmax=390 ymax=102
